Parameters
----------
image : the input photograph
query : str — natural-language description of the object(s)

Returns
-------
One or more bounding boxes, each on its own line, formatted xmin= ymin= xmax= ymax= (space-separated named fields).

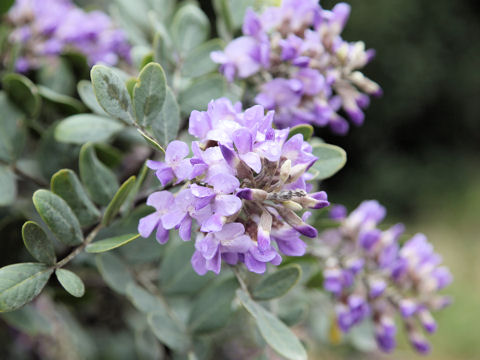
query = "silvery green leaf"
xmin=96 ymin=253 xmax=134 ymax=295
xmin=171 ymin=4 xmax=210 ymax=54
xmin=182 ymin=39 xmax=224 ymax=78
xmin=77 ymin=80 xmax=109 ymax=116
xmin=133 ymin=63 xmax=167 ymax=128
xmin=79 ymin=143 xmax=119 ymax=206
xmin=287 ymin=124 xmax=314 ymax=141
xmin=148 ymin=312 xmax=191 ymax=353
xmin=178 ymin=74 xmax=226 ymax=115
xmin=0 ymin=263 xmax=53 ymax=312
xmin=86 ymin=234 xmax=140 ymax=254
xmin=90 ymin=65 xmax=134 ymax=124
xmin=0 ymin=91 xmax=25 ymax=163
xmin=50 ymin=169 xmax=100 ymax=227
xmin=251 ymin=264 xmax=302 ymax=301
xmin=102 ymin=176 xmax=136 ymax=226
xmin=237 ymin=289 xmax=307 ymax=360
xmin=2 ymin=73 xmax=41 ymax=118
xmin=150 ymin=87 xmax=180 ymax=149
xmin=32 ymin=190 xmax=83 ymax=246
xmin=0 ymin=165 xmax=16 ymax=206
xmin=188 ymin=277 xmax=238 ymax=334
xmin=126 ymin=282 xmax=168 ymax=316
xmin=38 ymin=85 xmax=86 ymax=114
xmin=55 ymin=269 xmax=85 ymax=298
xmin=55 ymin=114 xmax=124 ymax=145
xmin=0 ymin=304 xmax=52 ymax=335
xmin=309 ymin=143 xmax=347 ymax=180
xmin=38 ymin=58 xmax=75 ymax=96
xmin=22 ymin=221 xmax=56 ymax=265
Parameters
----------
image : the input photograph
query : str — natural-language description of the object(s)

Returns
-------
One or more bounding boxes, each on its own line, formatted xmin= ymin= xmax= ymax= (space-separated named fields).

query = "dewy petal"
xmin=208 ymin=173 xmax=240 ymax=194
xmin=173 ymin=158 xmax=193 ymax=182
xmin=216 ymin=222 xmax=246 ymax=241
xmin=206 ymin=249 xmax=222 ymax=274
xmin=191 ymin=250 xmax=208 ymax=275
xmin=215 ymin=194 xmax=242 ymax=216
xmin=179 ymin=216 xmax=192 ymax=241
xmin=138 ymin=212 xmax=160 ymax=238
xmin=201 ymin=213 xmax=224 ymax=232
xmin=155 ymin=167 xmax=174 ymax=187
xmin=232 ymin=128 xmax=253 ymax=154
xmin=276 ymin=236 xmax=307 ymax=256
xmin=161 ymin=209 xmax=186 ymax=229
xmin=146 ymin=160 xmax=167 ymax=170
xmin=221 ymin=235 xmax=252 ymax=253
xmin=250 ymin=246 xmax=277 ymax=262
xmin=165 ymin=140 xmax=189 ymax=163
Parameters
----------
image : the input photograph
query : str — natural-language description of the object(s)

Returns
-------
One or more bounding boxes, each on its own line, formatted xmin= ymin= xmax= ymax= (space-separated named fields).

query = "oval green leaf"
xmin=0 ymin=165 xmax=16 ymax=206
xmin=188 ymin=277 xmax=238 ymax=334
xmin=95 ymin=253 xmax=133 ymax=294
xmin=182 ymin=39 xmax=224 ymax=78
xmin=133 ymin=63 xmax=167 ymax=128
xmin=126 ymin=282 xmax=168 ymax=315
xmin=251 ymin=264 xmax=302 ymax=301
xmin=2 ymin=73 xmax=41 ymax=118
xmin=102 ymin=176 xmax=136 ymax=226
xmin=148 ymin=312 xmax=190 ymax=352
xmin=310 ymin=143 xmax=347 ymax=180
xmin=0 ymin=92 xmax=26 ymax=163
xmin=55 ymin=269 xmax=85 ymax=298
xmin=51 ymin=169 xmax=100 ymax=227
xmin=150 ymin=87 xmax=180 ymax=149
xmin=55 ymin=114 xmax=124 ymax=145
xmin=0 ymin=263 xmax=53 ymax=312
xmin=86 ymin=233 xmax=140 ymax=253
xmin=90 ymin=65 xmax=134 ymax=123
xmin=79 ymin=143 xmax=119 ymax=206
xmin=171 ymin=4 xmax=210 ymax=54
xmin=38 ymin=85 xmax=85 ymax=114
xmin=21 ymin=221 xmax=56 ymax=265
xmin=32 ymin=190 xmax=83 ymax=246
xmin=77 ymin=80 xmax=108 ymax=116
xmin=237 ymin=289 xmax=307 ymax=360
xmin=288 ymin=124 xmax=314 ymax=141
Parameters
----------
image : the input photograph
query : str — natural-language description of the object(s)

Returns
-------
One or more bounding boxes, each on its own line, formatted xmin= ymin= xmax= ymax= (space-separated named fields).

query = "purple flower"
xmin=137 ymin=191 xmax=173 ymax=244
xmin=212 ymin=1 xmax=381 ymax=133
xmin=140 ymin=98 xmax=330 ymax=276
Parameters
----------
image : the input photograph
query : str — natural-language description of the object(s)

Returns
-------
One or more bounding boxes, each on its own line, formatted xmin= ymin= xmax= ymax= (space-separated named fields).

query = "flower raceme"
xmin=138 ymin=98 xmax=330 ymax=275
xmin=211 ymin=0 xmax=381 ymax=134
xmin=6 ymin=0 xmax=130 ymax=72
xmin=316 ymin=201 xmax=452 ymax=354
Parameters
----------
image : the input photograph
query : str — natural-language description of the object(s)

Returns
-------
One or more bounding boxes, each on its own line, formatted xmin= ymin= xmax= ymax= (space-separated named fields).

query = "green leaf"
xmin=237 ymin=289 xmax=307 ymax=360
xmin=32 ymin=190 xmax=83 ymax=246
xmin=102 ymin=176 xmax=136 ymax=226
xmin=182 ymin=39 xmax=224 ymax=78
xmin=251 ymin=264 xmax=302 ymax=301
xmin=0 ymin=165 xmax=16 ymax=206
xmin=86 ymin=234 xmax=140 ymax=253
xmin=159 ymin=242 xmax=213 ymax=296
xmin=55 ymin=114 xmax=124 ymax=145
xmin=51 ymin=169 xmax=100 ymax=227
xmin=188 ymin=277 xmax=237 ymax=334
xmin=96 ymin=253 xmax=134 ymax=294
xmin=2 ymin=73 xmax=41 ymax=118
xmin=21 ymin=221 xmax=56 ymax=265
xmin=133 ymin=63 xmax=167 ymax=128
xmin=126 ymin=77 xmax=137 ymax=99
xmin=0 ymin=0 xmax=14 ymax=15
xmin=79 ymin=143 xmax=119 ymax=206
xmin=150 ymin=87 xmax=180 ymax=149
xmin=0 ymin=91 xmax=26 ymax=163
xmin=0 ymin=263 xmax=53 ymax=312
xmin=90 ymin=65 xmax=134 ymax=123
xmin=38 ymin=58 xmax=75 ymax=96
xmin=77 ymin=80 xmax=108 ymax=116
xmin=179 ymin=74 xmax=226 ymax=115
xmin=126 ymin=282 xmax=168 ymax=315
xmin=0 ymin=304 xmax=52 ymax=335
xmin=171 ymin=4 xmax=210 ymax=54
xmin=288 ymin=124 xmax=314 ymax=141
xmin=38 ymin=85 xmax=85 ymax=114
xmin=148 ymin=312 xmax=190 ymax=352
xmin=55 ymin=269 xmax=85 ymax=298
xmin=309 ymin=143 xmax=347 ymax=180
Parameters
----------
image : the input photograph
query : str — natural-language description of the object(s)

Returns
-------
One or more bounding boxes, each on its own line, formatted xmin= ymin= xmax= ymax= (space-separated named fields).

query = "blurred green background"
xmin=318 ymin=0 xmax=480 ymax=359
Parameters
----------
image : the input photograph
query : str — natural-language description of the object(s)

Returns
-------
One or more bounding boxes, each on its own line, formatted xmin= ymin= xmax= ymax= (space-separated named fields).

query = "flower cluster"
xmin=138 ymin=98 xmax=330 ymax=275
xmin=6 ymin=0 xmax=130 ymax=72
xmin=315 ymin=201 xmax=452 ymax=353
xmin=211 ymin=0 xmax=381 ymax=134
